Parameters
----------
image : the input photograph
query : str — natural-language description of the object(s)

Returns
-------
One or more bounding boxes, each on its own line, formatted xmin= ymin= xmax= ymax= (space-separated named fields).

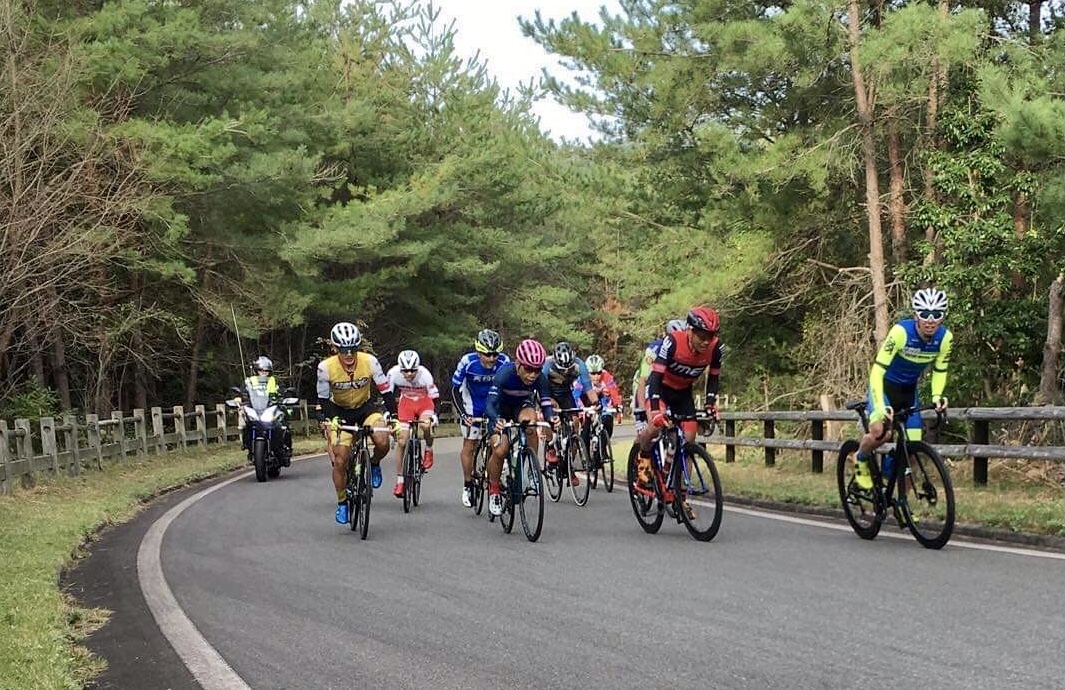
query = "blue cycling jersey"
xmin=451 ymin=352 xmax=511 ymax=416
xmin=542 ymin=356 xmax=593 ymax=405
xmin=485 ymin=362 xmax=555 ymax=430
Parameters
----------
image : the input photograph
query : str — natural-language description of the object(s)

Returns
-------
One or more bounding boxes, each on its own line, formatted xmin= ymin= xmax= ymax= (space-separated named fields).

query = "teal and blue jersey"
xmin=542 ymin=356 xmax=593 ymax=407
xmin=450 ymin=352 xmax=511 ymax=417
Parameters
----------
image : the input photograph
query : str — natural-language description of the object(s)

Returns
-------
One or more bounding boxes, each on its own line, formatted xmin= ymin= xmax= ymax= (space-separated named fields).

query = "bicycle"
xmin=837 ymin=401 xmax=955 ymax=549
xmin=542 ymin=407 xmax=591 ymax=507
xmin=626 ymin=411 xmax=723 ymax=542
xmin=399 ymin=418 xmax=434 ymax=514
xmin=586 ymin=406 xmax=615 ymax=493
xmin=335 ymin=422 xmax=391 ymax=540
xmin=465 ymin=417 xmax=491 ymax=516
xmin=493 ymin=419 xmax=550 ymax=542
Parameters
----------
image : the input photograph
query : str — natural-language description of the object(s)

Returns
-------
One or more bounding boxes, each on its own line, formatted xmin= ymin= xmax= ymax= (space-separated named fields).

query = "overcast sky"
xmin=426 ymin=0 xmax=620 ymax=143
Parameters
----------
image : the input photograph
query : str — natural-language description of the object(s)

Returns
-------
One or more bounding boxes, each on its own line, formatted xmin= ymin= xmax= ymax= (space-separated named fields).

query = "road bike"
xmin=336 ymin=422 xmax=391 ymax=540
xmin=466 ymin=417 xmax=491 ymax=516
xmin=626 ymin=411 xmax=723 ymax=542
xmin=837 ymin=401 xmax=955 ymax=549
xmin=495 ymin=419 xmax=550 ymax=542
xmin=586 ymin=406 xmax=615 ymax=493
xmin=543 ymin=407 xmax=591 ymax=507
xmin=399 ymin=418 xmax=433 ymax=514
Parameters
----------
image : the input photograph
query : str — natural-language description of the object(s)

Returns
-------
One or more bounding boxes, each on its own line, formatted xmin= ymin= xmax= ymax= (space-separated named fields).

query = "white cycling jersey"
xmin=386 ymin=365 xmax=440 ymax=401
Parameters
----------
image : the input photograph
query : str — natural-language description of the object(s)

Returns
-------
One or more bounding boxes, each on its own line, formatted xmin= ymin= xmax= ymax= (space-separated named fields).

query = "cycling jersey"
xmin=869 ymin=318 xmax=953 ymax=419
xmin=542 ymin=356 xmax=594 ymax=406
xmin=631 ymin=339 xmax=660 ymax=409
xmin=450 ymin=352 xmax=512 ymax=416
xmin=572 ymin=369 xmax=622 ymax=408
xmin=485 ymin=362 xmax=556 ymax=431
xmin=648 ymin=332 xmax=723 ymax=403
xmin=386 ymin=365 xmax=440 ymax=401
xmin=316 ymin=353 xmax=392 ymax=418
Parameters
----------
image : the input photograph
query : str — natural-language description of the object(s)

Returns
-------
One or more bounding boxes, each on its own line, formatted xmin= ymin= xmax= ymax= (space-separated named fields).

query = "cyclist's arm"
xmin=931 ymin=328 xmax=953 ymax=401
xmin=869 ymin=324 xmax=907 ymax=418
xmin=315 ymin=362 xmax=332 ymax=420
xmin=602 ymin=372 xmax=623 ymax=407
xmin=702 ymin=342 xmax=724 ymax=402
xmin=536 ymin=375 xmax=558 ymax=422
xmin=485 ymin=368 xmax=507 ymax=429
xmin=575 ymin=360 xmax=599 ymax=406
xmin=369 ymin=356 xmax=397 ymax=415
xmin=425 ymin=370 xmax=441 ymax=417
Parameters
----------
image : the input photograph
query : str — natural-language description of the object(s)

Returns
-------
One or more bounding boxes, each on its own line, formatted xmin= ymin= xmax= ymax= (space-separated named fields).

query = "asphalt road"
xmin=70 ymin=431 xmax=1065 ymax=690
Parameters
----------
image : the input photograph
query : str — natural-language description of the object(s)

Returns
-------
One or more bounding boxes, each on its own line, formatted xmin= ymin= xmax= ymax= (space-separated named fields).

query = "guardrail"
xmin=716 ymin=406 xmax=1065 ymax=486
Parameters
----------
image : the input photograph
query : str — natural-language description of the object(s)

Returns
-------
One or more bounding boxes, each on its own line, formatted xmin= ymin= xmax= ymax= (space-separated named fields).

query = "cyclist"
xmin=634 ymin=307 xmax=724 ymax=517
xmin=631 ymin=319 xmax=687 ymax=433
xmin=574 ymin=353 xmax=623 ymax=437
xmin=238 ymin=356 xmax=292 ymax=464
xmin=852 ymin=288 xmax=953 ymax=490
xmin=451 ymin=329 xmax=511 ymax=507
xmin=543 ymin=342 xmax=599 ymax=476
xmin=386 ymin=349 xmax=440 ymax=498
xmin=484 ymin=338 xmax=558 ymax=517
xmin=315 ymin=322 xmax=398 ymax=525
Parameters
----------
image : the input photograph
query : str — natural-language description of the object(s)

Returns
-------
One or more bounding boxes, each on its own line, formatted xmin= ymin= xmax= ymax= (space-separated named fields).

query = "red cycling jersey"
xmin=651 ymin=332 xmax=723 ymax=392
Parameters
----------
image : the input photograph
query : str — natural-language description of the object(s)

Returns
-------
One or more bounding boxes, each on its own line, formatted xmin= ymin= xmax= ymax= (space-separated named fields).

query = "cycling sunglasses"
xmin=518 ymin=364 xmax=540 ymax=375
xmin=479 ymin=352 xmax=500 ymax=359
xmin=916 ymin=309 xmax=945 ymax=321
xmin=336 ymin=347 xmax=357 ymax=355
xmin=401 ymin=368 xmax=418 ymax=374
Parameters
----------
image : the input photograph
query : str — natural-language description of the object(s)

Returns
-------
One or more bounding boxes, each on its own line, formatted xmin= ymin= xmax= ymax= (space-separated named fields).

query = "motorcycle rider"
xmin=239 ymin=356 xmax=292 ymax=466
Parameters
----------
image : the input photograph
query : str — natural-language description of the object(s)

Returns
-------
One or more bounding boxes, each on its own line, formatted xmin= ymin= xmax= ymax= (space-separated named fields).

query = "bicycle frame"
xmin=855 ymin=404 xmax=942 ymax=508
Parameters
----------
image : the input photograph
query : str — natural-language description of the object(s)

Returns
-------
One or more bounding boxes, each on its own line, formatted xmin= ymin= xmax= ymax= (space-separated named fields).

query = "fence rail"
xmin=716 ymin=406 xmax=1065 ymax=485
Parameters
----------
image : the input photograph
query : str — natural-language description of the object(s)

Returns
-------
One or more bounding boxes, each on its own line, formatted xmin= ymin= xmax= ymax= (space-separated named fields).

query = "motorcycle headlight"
xmin=243 ymin=407 xmax=260 ymax=422
xmin=260 ymin=407 xmax=277 ymax=424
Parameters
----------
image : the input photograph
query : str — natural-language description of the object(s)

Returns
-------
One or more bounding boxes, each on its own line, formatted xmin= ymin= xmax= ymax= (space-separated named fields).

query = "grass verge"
xmin=612 ymin=439 xmax=1065 ymax=537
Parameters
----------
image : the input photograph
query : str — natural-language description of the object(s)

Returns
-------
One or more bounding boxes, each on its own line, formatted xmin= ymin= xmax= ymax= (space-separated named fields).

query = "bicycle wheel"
xmin=567 ymin=434 xmax=591 ymax=507
xmin=358 ymin=451 xmax=372 ymax=540
xmin=544 ymin=441 xmax=564 ymax=503
xmin=599 ymin=428 xmax=614 ymax=493
xmin=626 ymin=444 xmax=663 ymax=534
xmin=472 ymin=441 xmax=488 ymax=515
xmin=346 ymin=449 xmax=360 ymax=533
xmin=411 ymin=439 xmax=423 ymax=508
xmin=676 ymin=443 xmax=723 ymax=542
xmin=836 ymin=439 xmax=882 ymax=540
xmin=500 ymin=452 xmax=516 ymax=534
xmin=898 ymin=441 xmax=955 ymax=549
xmin=518 ymin=447 xmax=544 ymax=542
xmin=402 ymin=442 xmax=415 ymax=513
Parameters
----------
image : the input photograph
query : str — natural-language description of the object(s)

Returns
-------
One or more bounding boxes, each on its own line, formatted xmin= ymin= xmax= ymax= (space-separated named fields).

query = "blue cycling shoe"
xmin=370 ymin=463 xmax=382 ymax=489
xmin=335 ymin=502 xmax=349 ymax=525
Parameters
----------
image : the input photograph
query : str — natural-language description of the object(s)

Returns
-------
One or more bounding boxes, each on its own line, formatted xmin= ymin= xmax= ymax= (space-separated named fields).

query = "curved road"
xmin=72 ymin=434 xmax=1065 ymax=689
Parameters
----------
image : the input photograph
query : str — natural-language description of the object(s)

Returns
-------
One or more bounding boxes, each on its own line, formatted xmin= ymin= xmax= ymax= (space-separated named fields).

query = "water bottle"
xmin=881 ymin=452 xmax=895 ymax=480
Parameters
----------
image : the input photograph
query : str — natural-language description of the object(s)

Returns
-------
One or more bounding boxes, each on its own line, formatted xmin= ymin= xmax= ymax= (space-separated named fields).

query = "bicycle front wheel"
xmin=599 ymin=429 xmax=614 ymax=493
xmin=402 ymin=443 xmax=416 ymax=513
xmin=500 ymin=452 xmax=516 ymax=534
xmin=567 ymin=434 xmax=591 ymax=507
xmin=358 ymin=452 xmax=373 ymax=540
xmin=836 ymin=439 xmax=882 ymax=540
xmin=472 ymin=440 xmax=489 ymax=515
xmin=518 ymin=448 xmax=544 ymax=542
xmin=626 ymin=444 xmax=663 ymax=534
xmin=675 ymin=443 xmax=723 ymax=541
xmin=346 ymin=451 xmax=361 ymax=533
xmin=544 ymin=443 xmax=563 ymax=503
xmin=899 ymin=441 xmax=955 ymax=549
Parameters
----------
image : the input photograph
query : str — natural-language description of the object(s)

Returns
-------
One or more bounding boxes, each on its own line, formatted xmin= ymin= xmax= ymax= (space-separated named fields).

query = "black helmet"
xmin=475 ymin=329 xmax=502 ymax=354
xmin=553 ymin=341 xmax=575 ymax=370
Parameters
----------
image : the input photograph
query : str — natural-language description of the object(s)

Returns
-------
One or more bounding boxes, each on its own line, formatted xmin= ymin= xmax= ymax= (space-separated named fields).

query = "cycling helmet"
xmin=330 ymin=322 xmax=361 ymax=349
xmin=585 ymin=354 xmax=605 ymax=373
xmin=515 ymin=339 xmax=547 ymax=368
xmin=397 ymin=349 xmax=420 ymax=371
xmin=252 ymin=356 xmax=273 ymax=372
xmin=912 ymin=288 xmax=948 ymax=314
xmin=475 ymin=329 xmax=502 ymax=354
xmin=686 ymin=306 xmax=719 ymax=334
xmin=553 ymin=342 xmax=576 ymax=370
xmin=666 ymin=319 xmax=687 ymax=334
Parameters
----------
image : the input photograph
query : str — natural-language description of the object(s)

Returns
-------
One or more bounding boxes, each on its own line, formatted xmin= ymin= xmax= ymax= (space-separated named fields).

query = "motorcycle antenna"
xmin=231 ymin=304 xmax=247 ymax=374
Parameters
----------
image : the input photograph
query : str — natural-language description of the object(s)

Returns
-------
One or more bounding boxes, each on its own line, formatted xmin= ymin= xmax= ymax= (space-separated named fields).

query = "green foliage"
xmin=0 ymin=382 xmax=61 ymax=421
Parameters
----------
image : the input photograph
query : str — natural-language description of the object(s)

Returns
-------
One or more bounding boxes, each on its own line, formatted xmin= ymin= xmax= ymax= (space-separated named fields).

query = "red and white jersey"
xmin=386 ymin=365 xmax=440 ymax=402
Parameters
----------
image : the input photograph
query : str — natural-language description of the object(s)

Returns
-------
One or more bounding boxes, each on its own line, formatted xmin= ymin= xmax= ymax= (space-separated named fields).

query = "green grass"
xmin=612 ymin=439 xmax=1065 ymax=537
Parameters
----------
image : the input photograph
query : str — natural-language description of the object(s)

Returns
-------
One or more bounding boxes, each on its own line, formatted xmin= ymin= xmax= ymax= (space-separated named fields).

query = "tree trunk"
xmin=185 ymin=309 xmax=207 ymax=409
xmin=51 ymin=334 xmax=71 ymax=411
xmin=1011 ymin=190 xmax=1030 ymax=292
xmin=1036 ymin=272 xmax=1064 ymax=405
xmin=887 ymin=116 xmax=907 ymax=266
xmin=922 ymin=0 xmax=948 ymax=265
xmin=30 ymin=334 xmax=46 ymax=387
xmin=1028 ymin=1 xmax=1042 ymax=45
xmin=848 ymin=0 xmax=890 ymax=341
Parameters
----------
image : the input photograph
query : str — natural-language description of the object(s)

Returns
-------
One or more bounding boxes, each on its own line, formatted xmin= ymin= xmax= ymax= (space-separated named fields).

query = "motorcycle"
xmin=227 ymin=386 xmax=299 ymax=482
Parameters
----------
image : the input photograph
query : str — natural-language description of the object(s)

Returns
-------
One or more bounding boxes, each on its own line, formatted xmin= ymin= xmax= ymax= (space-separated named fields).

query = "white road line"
xmin=137 ymin=472 xmax=253 ymax=690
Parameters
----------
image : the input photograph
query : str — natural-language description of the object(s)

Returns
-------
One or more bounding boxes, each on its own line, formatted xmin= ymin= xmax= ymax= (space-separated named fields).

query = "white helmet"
xmin=397 ymin=349 xmax=420 ymax=370
xmin=585 ymin=354 xmax=605 ymax=373
xmin=330 ymin=322 xmax=361 ymax=349
xmin=252 ymin=356 xmax=273 ymax=372
xmin=911 ymin=289 xmax=948 ymax=314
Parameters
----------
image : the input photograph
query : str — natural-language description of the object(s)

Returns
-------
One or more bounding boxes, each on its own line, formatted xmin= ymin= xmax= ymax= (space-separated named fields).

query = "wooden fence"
xmin=716 ymin=406 xmax=1065 ymax=486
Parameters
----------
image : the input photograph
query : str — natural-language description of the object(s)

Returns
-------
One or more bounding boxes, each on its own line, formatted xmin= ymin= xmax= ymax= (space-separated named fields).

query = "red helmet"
xmin=514 ymin=339 xmax=547 ymax=368
xmin=686 ymin=306 xmax=719 ymax=333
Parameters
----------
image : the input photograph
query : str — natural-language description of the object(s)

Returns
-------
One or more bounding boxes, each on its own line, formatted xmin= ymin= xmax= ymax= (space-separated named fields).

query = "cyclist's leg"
xmin=418 ymin=406 xmax=435 ymax=468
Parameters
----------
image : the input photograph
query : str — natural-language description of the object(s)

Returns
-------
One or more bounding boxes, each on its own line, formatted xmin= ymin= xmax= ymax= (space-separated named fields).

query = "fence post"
xmin=300 ymin=400 xmax=311 ymax=437
xmin=41 ymin=417 xmax=58 ymax=474
xmin=725 ymin=419 xmax=736 ymax=463
xmin=173 ymin=406 xmax=187 ymax=449
xmin=763 ymin=420 xmax=775 ymax=467
xmin=972 ymin=419 xmax=989 ymax=486
xmin=811 ymin=419 xmax=824 ymax=474
xmin=151 ymin=407 xmax=165 ymax=454
xmin=133 ymin=409 xmax=148 ymax=458
xmin=63 ymin=414 xmax=80 ymax=476
xmin=85 ymin=414 xmax=103 ymax=470
xmin=14 ymin=420 xmax=31 ymax=487
xmin=112 ymin=411 xmax=127 ymax=461
xmin=215 ymin=404 xmax=228 ymax=445
xmin=0 ymin=420 xmax=10 ymax=494
xmin=193 ymin=405 xmax=207 ymax=447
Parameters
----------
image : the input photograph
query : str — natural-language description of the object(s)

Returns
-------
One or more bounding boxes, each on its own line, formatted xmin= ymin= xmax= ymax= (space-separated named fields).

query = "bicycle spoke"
xmin=900 ymin=442 xmax=955 ymax=549
xmin=626 ymin=444 xmax=663 ymax=534
xmin=836 ymin=439 xmax=882 ymax=540
xmin=567 ymin=435 xmax=591 ymax=507
xmin=676 ymin=443 xmax=723 ymax=541
xmin=518 ymin=448 xmax=544 ymax=542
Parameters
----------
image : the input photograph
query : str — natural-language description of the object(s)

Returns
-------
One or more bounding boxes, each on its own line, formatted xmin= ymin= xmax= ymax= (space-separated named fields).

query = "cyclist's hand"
xmin=704 ymin=403 xmax=719 ymax=419
xmin=651 ymin=410 xmax=669 ymax=428
xmin=459 ymin=412 xmax=472 ymax=426
xmin=389 ymin=417 xmax=403 ymax=435
xmin=494 ymin=418 xmax=505 ymax=433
